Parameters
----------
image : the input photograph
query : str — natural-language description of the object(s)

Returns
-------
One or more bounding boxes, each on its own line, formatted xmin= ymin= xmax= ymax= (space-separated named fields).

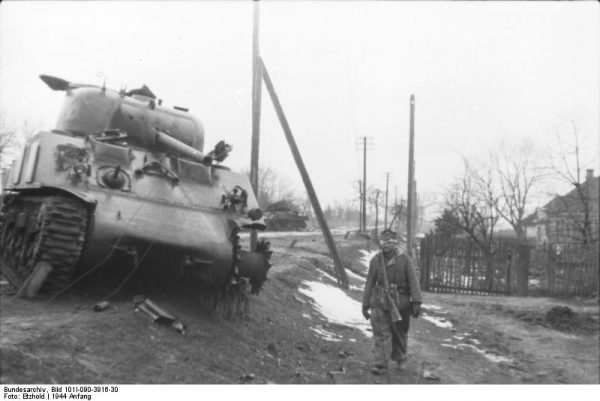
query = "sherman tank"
xmin=264 ymin=200 xmax=308 ymax=231
xmin=0 ymin=75 xmax=271 ymax=317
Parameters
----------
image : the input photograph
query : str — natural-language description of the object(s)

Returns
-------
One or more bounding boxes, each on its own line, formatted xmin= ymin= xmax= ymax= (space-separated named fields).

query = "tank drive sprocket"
xmin=0 ymin=195 xmax=89 ymax=293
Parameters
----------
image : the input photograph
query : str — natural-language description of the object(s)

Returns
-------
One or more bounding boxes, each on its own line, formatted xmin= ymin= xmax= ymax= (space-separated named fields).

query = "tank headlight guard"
xmin=247 ymin=208 xmax=263 ymax=221
xmin=73 ymin=163 xmax=87 ymax=176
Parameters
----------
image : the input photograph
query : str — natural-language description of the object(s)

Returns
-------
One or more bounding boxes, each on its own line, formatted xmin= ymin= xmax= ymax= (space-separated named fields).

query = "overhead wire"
xmin=46 ymin=200 xmax=147 ymax=303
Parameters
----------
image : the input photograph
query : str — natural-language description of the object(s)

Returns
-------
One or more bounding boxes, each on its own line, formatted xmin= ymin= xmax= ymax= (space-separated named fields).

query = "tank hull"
xmin=2 ymin=129 xmax=268 ymax=292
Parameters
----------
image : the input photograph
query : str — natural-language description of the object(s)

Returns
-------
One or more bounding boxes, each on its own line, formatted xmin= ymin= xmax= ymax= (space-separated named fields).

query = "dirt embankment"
xmin=1 ymin=234 xmax=598 ymax=384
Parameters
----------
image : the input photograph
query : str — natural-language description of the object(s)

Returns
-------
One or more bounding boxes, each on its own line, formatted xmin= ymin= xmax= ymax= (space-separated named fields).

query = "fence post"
xmin=420 ymin=236 xmax=428 ymax=290
xmin=515 ymin=243 xmax=530 ymax=296
xmin=506 ymin=247 xmax=513 ymax=295
xmin=547 ymin=245 xmax=556 ymax=296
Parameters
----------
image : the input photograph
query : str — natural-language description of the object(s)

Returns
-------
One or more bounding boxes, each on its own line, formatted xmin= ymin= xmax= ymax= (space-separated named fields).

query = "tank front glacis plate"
xmin=80 ymin=186 xmax=235 ymax=285
xmin=6 ymin=130 xmax=265 ymax=287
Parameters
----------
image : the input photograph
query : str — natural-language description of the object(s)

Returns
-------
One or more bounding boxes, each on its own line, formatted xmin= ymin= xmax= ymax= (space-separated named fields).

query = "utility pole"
xmin=249 ymin=0 xmax=262 ymax=251
xmin=412 ymin=180 xmax=418 ymax=237
xmin=384 ymin=172 xmax=390 ymax=230
xmin=393 ymin=185 xmax=398 ymax=231
xmin=374 ymin=190 xmax=380 ymax=233
xmin=362 ymin=136 xmax=367 ymax=233
xmin=358 ymin=180 xmax=363 ymax=232
xmin=260 ymin=58 xmax=348 ymax=288
xmin=406 ymin=94 xmax=416 ymax=257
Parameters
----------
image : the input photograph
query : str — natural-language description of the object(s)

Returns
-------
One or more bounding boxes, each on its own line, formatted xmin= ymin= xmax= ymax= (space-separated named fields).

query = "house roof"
xmin=521 ymin=213 xmax=537 ymax=226
xmin=523 ymin=175 xmax=599 ymax=224
xmin=543 ymin=176 xmax=599 ymax=215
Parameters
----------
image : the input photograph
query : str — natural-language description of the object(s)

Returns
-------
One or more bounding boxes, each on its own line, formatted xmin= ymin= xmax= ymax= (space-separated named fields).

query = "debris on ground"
xmin=327 ymin=366 xmax=346 ymax=378
xmin=546 ymin=306 xmax=576 ymax=331
xmin=338 ymin=350 xmax=353 ymax=359
xmin=16 ymin=262 xmax=53 ymax=298
xmin=239 ymin=373 xmax=255 ymax=383
xmin=93 ymin=301 xmax=110 ymax=312
xmin=423 ymin=369 xmax=441 ymax=381
xmin=267 ymin=342 xmax=278 ymax=355
xmin=295 ymin=342 xmax=310 ymax=352
xmin=134 ymin=298 xmax=186 ymax=334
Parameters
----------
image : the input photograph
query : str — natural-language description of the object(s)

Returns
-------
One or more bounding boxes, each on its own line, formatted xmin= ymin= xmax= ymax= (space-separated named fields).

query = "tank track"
xmin=0 ymin=195 xmax=88 ymax=293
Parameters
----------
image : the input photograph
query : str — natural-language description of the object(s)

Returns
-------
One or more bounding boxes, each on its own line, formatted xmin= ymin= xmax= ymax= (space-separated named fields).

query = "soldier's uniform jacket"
xmin=362 ymin=249 xmax=422 ymax=312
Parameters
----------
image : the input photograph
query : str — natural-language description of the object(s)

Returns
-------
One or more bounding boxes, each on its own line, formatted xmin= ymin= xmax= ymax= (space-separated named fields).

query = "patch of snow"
xmin=310 ymin=326 xmax=343 ymax=342
xmin=421 ymin=313 xmax=454 ymax=329
xmin=345 ymin=268 xmax=366 ymax=283
xmin=349 ymin=338 xmax=357 ymax=343
xmin=423 ymin=304 xmax=443 ymax=311
xmin=294 ymin=295 xmax=306 ymax=304
xmin=299 ymin=280 xmax=372 ymax=337
xmin=319 ymin=269 xmax=339 ymax=284
xmin=359 ymin=250 xmax=379 ymax=269
xmin=457 ymin=343 xmax=513 ymax=364
xmin=452 ymin=335 xmax=465 ymax=340
xmin=316 ymin=264 xmax=365 ymax=287
xmin=441 ymin=343 xmax=458 ymax=349
xmin=302 ymin=313 xmax=311 ymax=319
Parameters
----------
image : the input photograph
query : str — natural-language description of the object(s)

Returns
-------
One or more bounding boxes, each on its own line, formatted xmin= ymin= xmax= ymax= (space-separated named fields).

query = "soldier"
xmin=362 ymin=229 xmax=422 ymax=375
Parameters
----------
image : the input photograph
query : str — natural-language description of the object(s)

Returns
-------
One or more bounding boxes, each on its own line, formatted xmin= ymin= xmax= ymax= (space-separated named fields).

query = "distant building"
xmin=526 ymin=169 xmax=599 ymax=246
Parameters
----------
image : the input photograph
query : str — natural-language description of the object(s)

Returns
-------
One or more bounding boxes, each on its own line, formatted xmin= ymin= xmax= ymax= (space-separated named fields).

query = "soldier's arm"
xmin=405 ymin=254 xmax=423 ymax=303
xmin=362 ymin=255 xmax=378 ymax=308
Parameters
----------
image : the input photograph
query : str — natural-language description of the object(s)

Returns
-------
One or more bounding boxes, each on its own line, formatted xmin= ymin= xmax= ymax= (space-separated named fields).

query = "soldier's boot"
xmin=393 ymin=354 xmax=408 ymax=371
xmin=370 ymin=364 xmax=387 ymax=376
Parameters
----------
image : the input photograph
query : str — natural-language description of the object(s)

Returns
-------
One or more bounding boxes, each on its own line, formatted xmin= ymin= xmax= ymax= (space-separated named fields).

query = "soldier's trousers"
xmin=370 ymin=307 xmax=411 ymax=367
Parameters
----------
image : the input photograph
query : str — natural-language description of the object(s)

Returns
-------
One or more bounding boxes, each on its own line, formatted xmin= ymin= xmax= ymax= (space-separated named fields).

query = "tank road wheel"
xmin=0 ymin=196 xmax=89 ymax=294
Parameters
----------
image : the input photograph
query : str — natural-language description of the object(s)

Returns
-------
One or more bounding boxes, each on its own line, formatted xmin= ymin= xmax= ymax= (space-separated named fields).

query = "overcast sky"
xmin=1 ymin=0 xmax=599 ymax=214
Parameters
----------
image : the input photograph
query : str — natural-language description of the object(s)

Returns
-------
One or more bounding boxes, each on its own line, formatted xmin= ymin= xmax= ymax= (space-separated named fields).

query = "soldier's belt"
xmin=374 ymin=283 xmax=411 ymax=294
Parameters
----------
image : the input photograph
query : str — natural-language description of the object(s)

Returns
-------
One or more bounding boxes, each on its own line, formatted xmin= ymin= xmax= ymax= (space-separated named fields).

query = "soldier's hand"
xmin=411 ymin=302 xmax=421 ymax=318
xmin=362 ymin=306 xmax=370 ymax=320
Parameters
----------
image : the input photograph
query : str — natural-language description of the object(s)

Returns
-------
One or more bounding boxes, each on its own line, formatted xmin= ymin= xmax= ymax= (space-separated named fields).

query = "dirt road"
xmin=1 ymin=234 xmax=598 ymax=384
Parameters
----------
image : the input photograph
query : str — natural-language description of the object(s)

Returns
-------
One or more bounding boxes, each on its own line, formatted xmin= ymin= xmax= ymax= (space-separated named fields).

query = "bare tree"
xmin=246 ymin=166 xmax=302 ymax=209
xmin=388 ymin=197 xmax=406 ymax=233
xmin=367 ymin=188 xmax=383 ymax=233
xmin=443 ymin=158 xmax=501 ymax=290
xmin=0 ymin=116 xmax=40 ymax=169
xmin=444 ymin=158 xmax=500 ymax=249
xmin=0 ymin=115 xmax=17 ymax=164
xmin=491 ymin=139 xmax=544 ymax=241
xmin=546 ymin=119 xmax=599 ymax=245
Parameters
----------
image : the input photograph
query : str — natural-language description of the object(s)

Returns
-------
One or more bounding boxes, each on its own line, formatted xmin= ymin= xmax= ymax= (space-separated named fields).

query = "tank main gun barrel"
xmin=154 ymin=128 xmax=212 ymax=165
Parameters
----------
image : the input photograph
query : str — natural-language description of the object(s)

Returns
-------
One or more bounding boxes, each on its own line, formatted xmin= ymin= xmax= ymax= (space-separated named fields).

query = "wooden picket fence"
xmin=529 ymin=243 xmax=599 ymax=298
xmin=419 ymin=235 xmax=529 ymax=296
xmin=419 ymin=234 xmax=599 ymax=298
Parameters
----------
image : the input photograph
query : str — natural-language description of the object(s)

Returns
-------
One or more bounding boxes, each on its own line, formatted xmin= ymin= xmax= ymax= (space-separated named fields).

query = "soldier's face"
xmin=381 ymin=239 xmax=398 ymax=251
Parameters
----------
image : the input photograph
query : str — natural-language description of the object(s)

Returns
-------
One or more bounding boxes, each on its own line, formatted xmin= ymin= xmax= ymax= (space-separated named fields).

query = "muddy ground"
xmin=1 ymin=232 xmax=599 ymax=384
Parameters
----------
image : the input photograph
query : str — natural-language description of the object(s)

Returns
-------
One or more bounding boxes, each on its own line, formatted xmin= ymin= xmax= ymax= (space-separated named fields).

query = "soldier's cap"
xmin=380 ymin=229 xmax=398 ymax=242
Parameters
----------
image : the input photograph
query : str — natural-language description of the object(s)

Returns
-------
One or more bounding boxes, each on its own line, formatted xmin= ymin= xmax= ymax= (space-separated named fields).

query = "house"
xmin=527 ymin=169 xmax=599 ymax=246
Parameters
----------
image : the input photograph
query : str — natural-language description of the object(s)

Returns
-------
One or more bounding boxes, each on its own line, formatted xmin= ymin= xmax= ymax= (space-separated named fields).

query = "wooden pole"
xmin=384 ymin=172 xmax=389 ymax=229
xmin=260 ymin=58 xmax=348 ymax=288
xmin=362 ymin=136 xmax=367 ymax=233
xmin=358 ymin=180 xmax=363 ymax=232
xmin=249 ymin=0 xmax=262 ymax=251
xmin=406 ymin=95 xmax=415 ymax=257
